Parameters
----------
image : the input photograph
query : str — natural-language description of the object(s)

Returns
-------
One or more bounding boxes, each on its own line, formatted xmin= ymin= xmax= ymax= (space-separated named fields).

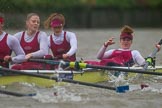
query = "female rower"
xmin=97 ymin=25 xmax=146 ymax=67
xmin=0 ymin=13 xmax=25 ymax=68
xmin=44 ymin=13 xmax=77 ymax=62
xmin=11 ymin=13 xmax=49 ymax=70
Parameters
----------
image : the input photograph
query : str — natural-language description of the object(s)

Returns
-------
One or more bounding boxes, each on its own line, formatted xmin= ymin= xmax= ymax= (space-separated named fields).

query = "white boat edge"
xmin=20 ymin=66 xmax=162 ymax=74
xmin=21 ymin=70 xmax=84 ymax=74
xmin=111 ymin=66 xmax=162 ymax=70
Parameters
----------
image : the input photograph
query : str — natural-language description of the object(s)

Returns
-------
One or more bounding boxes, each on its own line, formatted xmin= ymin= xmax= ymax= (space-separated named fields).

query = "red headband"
xmin=120 ymin=32 xmax=133 ymax=40
xmin=0 ymin=17 xmax=4 ymax=24
xmin=50 ymin=19 xmax=62 ymax=27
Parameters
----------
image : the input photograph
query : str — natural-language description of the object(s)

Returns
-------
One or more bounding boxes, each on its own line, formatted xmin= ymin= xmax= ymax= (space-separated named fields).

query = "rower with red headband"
xmin=0 ymin=13 xmax=25 ymax=68
xmin=97 ymin=25 xmax=145 ymax=67
xmin=44 ymin=13 xmax=77 ymax=61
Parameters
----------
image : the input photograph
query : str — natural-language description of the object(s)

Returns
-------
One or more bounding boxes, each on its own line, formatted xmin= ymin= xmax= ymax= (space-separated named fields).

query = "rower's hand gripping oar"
xmin=144 ymin=39 xmax=162 ymax=70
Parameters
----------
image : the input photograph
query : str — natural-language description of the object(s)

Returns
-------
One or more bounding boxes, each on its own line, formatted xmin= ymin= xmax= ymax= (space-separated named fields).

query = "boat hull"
xmin=0 ymin=70 xmax=108 ymax=87
xmin=0 ymin=66 xmax=162 ymax=88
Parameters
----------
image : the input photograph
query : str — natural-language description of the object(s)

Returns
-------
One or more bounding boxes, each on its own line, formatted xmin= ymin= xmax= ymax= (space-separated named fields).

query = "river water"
xmin=1 ymin=28 xmax=162 ymax=108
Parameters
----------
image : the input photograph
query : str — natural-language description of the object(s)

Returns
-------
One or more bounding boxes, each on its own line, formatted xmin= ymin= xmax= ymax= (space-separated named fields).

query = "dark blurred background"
xmin=0 ymin=0 xmax=162 ymax=29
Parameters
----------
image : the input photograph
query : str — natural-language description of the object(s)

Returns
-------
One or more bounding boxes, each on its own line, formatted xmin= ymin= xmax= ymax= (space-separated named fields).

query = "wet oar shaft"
xmin=86 ymin=65 xmax=162 ymax=76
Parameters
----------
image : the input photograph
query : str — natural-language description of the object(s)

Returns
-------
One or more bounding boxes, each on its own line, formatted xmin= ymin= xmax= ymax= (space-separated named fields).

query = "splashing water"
xmin=32 ymin=85 xmax=85 ymax=103
xmin=108 ymin=71 xmax=129 ymax=87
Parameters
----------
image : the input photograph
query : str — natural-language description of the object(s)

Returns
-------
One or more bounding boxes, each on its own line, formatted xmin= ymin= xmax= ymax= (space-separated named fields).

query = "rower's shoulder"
xmin=7 ymin=34 xmax=20 ymax=43
xmin=39 ymin=31 xmax=48 ymax=37
xmin=131 ymin=50 xmax=141 ymax=54
xmin=66 ymin=31 xmax=76 ymax=36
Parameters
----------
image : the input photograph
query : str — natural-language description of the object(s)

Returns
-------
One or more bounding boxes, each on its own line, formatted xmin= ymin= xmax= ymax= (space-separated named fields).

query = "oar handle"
xmin=144 ymin=39 xmax=162 ymax=69
xmin=148 ymin=39 xmax=162 ymax=57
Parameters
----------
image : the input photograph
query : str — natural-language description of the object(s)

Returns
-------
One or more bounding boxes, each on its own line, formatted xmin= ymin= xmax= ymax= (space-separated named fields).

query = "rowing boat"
xmin=0 ymin=65 xmax=162 ymax=96
xmin=0 ymin=66 xmax=162 ymax=88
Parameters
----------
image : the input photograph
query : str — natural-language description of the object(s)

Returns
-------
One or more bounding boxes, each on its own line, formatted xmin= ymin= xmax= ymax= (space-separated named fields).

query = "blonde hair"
xmin=44 ymin=13 xmax=65 ymax=29
xmin=26 ymin=13 xmax=39 ymax=21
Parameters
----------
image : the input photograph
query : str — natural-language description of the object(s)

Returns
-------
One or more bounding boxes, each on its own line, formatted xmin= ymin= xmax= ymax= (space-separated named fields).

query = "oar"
xmin=29 ymin=59 xmax=66 ymax=65
xmin=29 ymin=59 xmax=162 ymax=76
xmin=0 ymin=89 xmax=36 ymax=97
xmin=84 ymin=64 xmax=162 ymax=76
xmin=143 ymin=39 xmax=162 ymax=70
xmin=0 ymin=66 xmax=116 ymax=91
